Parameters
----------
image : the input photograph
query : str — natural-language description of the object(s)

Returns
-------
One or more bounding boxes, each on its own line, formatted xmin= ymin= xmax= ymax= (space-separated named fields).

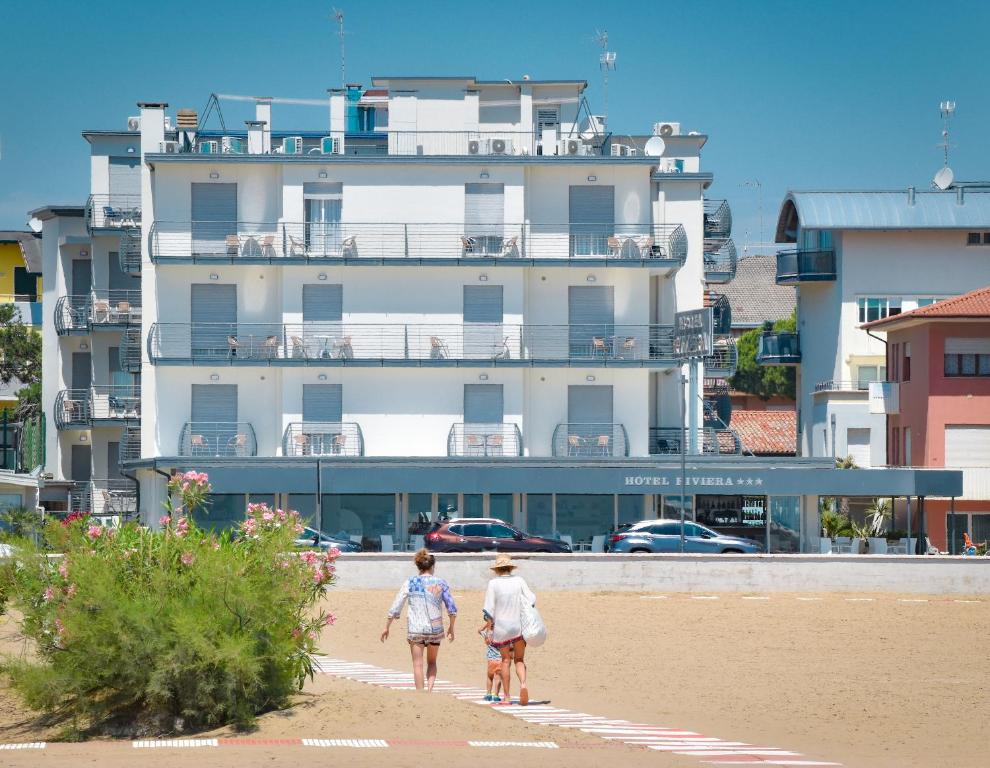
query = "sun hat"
xmin=490 ymin=554 xmax=517 ymax=571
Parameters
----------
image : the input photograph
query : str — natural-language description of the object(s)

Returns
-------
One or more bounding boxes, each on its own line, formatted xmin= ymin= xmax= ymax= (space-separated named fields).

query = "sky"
xmin=1 ymin=0 xmax=989 ymax=251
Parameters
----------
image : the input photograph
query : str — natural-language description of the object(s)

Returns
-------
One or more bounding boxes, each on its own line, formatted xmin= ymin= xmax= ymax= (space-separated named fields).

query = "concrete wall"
xmin=333 ymin=552 xmax=990 ymax=594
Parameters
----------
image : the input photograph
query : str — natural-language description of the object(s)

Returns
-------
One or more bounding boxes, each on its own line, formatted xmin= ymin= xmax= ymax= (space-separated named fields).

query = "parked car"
xmin=608 ymin=519 xmax=763 ymax=554
xmin=294 ymin=526 xmax=363 ymax=553
xmin=424 ymin=518 xmax=572 ymax=553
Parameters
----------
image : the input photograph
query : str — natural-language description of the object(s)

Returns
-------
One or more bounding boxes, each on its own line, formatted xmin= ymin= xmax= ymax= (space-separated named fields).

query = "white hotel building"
xmin=36 ymin=75 xmax=959 ymax=552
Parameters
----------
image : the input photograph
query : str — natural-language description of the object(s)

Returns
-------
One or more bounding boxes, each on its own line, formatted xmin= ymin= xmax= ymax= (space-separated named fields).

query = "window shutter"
xmin=464 ymin=384 xmax=503 ymax=424
xmin=303 ymin=384 xmax=343 ymax=422
xmin=72 ymin=352 xmax=92 ymax=391
xmin=464 ymin=183 xmax=504 ymax=240
xmin=191 ymin=284 xmax=237 ymax=357
xmin=72 ymin=259 xmax=92 ymax=295
xmin=463 ymin=285 xmax=503 ymax=323
xmin=568 ymin=285 xmax=614 ymax=354
xmin=845 ymin=428 xmax=871 ymax=468
xmin=191 ymin=183 xmax=237 ymax=254
xmin=303 ymin=284 xmax=343 ymax=322
xmin=945 ymin=426 xmax=990 ymax=467
xmin=567 ymin=385 xmax=614 ymax=424
xmin=109 ymin=157 xmax=141 ymax=200
xmin=569 ymin=185 xmax=614 ymax=256
xmin=191 ymin=384 xmax=238 ymax=423
xmin=945 ymin=338 xmax=990 ymax=355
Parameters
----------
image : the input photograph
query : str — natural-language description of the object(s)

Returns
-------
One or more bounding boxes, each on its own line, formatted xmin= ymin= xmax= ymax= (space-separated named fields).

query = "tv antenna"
xmin=332 ymin=7 xmax=346 ymax=89
xmin=933 ymin=100 xmax=956 ymax=190
xmin=595 ymin=29 xmax=616 ymax=128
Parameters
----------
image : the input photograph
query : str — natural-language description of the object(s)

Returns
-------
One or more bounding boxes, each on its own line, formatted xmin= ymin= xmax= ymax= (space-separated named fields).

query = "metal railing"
xmin=179 ymin=422 xmax=257 ymax=457
xmin=814 ymin=380 xmax=870 ymax=393
xmin=649 ymin=427 xmax=743 ymax=456
xmin=708 ymin=292 xmax=732 ymax=335
xmin=148 ymin=323 xmax=678 ymax=366
xmin=703 ymin=199 xmax=732 ymax=238
xmin=552 ymin=423 xmax=629 ymax=458
xmin=119 ymin=228 xmax=142 ymax=274
xmin=120 ymin=425 xmax=141 ymax=461
xmin=86 ymin=194 xmax=142 ymax=230
xmin=775 ymin=249 xmax=836 ymax=284
xmin=704 ymin=337 xmax=738 ymax=378
xmin=149 ymin=221 xmax=688 ymax=267
xmin=447 ymin=423 xmax=523 ymax=457
xmin=757 ymin=331 xmax=801 ymax=364
xmin=703 ymin=237 xmax=737 ymax=283
xmin=121 ymin=327 xmax=142 ymax=373
xmin=69 ymin=479 xmax=137 ymax=518
xmin=54 ymin=386 xmax=141 ymax=429
xmin=54 ymin=291 xmax=143 ymax=335
xmin=283 ymin=422 xmax=364 ymax=456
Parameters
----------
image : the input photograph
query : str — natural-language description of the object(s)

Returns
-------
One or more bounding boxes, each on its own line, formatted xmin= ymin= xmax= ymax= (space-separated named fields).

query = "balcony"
xmin=757 ymin=331 xmax=801 ymax=365
xmin=283 ymin=422 xmax=364 ymax=457
xmin=149 ymin=221 xmax=688 ymax=269
xmin=54 ymin=386 xmax=141 ymax=430
xmin=179 ymin=422 xmax=257 ymax=457
xmin=447 ymin=423 xmax=523 ymax=457
xmin=148 ymin=323 xmax=678 ymax=367
xmin=703 ymin=199 xmax=732 ymax=238
xmin=704 ymin=337 xmax=738 ymax=379
xmin=86 ymin=194 xmax=141 ymax=231
xmin=69 ymin=479 xmax=137 ymax=519
xmin=708 ymin=292 xmax=732 ymax=335
xmin=775 ymin=249 xmax=836 ymax=284
xmin=119 ymin=228 xmax=142 ymax=275
xmin=814 ymin=380 xmax=870 ymax=394
xmin=649 ymin=427 xmax=743 ymax=456
xmin=552 ymin=423 xmax=629 ymax=458
xmin=120 ymin=425 xmax=141 ymax=462
xmin=703 ymin=238 xmax=737 ymax=283
xmin=54 ymin=291 xmax=142 ymax=335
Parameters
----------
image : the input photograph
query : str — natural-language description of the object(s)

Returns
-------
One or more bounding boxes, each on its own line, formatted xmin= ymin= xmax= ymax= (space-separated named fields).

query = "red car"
xmin=424 ymin=518 xmax=572 ymax=553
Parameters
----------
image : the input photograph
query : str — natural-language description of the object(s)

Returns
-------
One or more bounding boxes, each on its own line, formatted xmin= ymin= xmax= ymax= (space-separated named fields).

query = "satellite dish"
xmin=644 ymin=136 xmax=666 ymax=157
xmin=934 ymin=166 xmax=954 ymax=190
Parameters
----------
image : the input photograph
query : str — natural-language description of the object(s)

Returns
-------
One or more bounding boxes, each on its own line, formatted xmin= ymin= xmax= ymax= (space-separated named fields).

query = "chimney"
xmin=328 ymin=89 xmax=346 ymax=133
xmin=246 ymin=121 xmax=265 ymax=154
xmin=254 ymin=97 xmax=272 ymax=153
xmin=137 ymin=102 xmax=168 ymax=156
xmin=907 ymin=186 xmax=915 ymax=206
xmin=956 ymin=186 xmax=965 ymax=205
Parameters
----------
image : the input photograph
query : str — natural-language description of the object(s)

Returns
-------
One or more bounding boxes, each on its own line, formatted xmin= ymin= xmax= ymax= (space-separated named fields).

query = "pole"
xmin=918 ymin=496 xmax=926 ymax=555
xmin=679 ymin=371 xmax=687 ymax=553
xmin=949 ymin=497 xmax=955 ymax=555
xmin=905 ymin=496 xmax=912 ymax=556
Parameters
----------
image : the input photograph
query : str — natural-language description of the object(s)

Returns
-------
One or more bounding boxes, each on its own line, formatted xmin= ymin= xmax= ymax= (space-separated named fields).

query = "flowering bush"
xmin=1 ymin=471 xmax=338 ymax=733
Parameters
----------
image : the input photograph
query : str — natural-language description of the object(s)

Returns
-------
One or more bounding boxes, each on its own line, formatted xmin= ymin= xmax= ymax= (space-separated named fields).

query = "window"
xmin=944 ymin=338 xmax=990 ymax=377
xmin=903 ymin=343 xmax=911 ymax=382
xmin=461 ymin=523 xmax=490 ymax=537
xmin=489 ymin=524 xmax=517 ymax=539
xmin=946 ymin=512 xmax=990 ymax=554
xmin=648 ymin=522 xmax=679 ymax=535
xmin=857 ymin=365 xmax=886 ymax=389
xmin=917 ymin=298 xmax=940 ymax=308
xmin=891 ymin=427 xmax=900 ymax=466
xmin=858 ymin=298 xmax=902 ymax=323
xmin=966 ymin=232 xmax=990 ymax=246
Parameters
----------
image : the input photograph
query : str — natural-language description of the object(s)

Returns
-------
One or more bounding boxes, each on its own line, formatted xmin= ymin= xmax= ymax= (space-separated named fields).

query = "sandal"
xmin=519 ymin=686 xmax=529 ymax=706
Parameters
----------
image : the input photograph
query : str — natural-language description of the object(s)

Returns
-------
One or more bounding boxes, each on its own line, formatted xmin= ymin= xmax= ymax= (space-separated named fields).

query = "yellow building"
xmin=0 ymin=232 xmax=42 ymax=413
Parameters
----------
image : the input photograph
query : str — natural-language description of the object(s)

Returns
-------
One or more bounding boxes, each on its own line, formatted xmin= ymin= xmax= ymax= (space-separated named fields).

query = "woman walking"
xmin=483 ymin=554 xmax=536 ymax=705
xmin=381 ymin=549 xmax=457 ymax=691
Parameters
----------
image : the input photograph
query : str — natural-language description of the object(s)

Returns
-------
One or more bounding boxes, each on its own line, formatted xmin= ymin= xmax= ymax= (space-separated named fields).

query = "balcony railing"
xmin=69 ymin=479 xmax=137 ymax=519
xmin=54 ymin=386 xmax=141 ymax=429
xmin=120 ymin=425 xmax=141 ymax=461
xmin=447 ymin=423 xmax=523 ymax=457
xmin=119 ymin=228 xmax=142 ymax=275
xmin=704 ymin=337 xmax=738 ymax=379
xmin=283 ymin=422 xmax=364 ymax=456
xmin=703 ymin=199 xmax=732 ymax=238
xmin=86 ymin=194 xmax=142 ymax=230
xmin=54 ymin=291 xmax=142 ymax=335
xmin=775 ymin=249 xmax=836 ymax=284
xmin=814 ymin=380 xmax=870 ymax=393
xmin=757 ymin=331 xmax=801 ymax=365
xmin=649 ymin=427 xmax=743 ymax=456
xmin=708 ymin=292 xmax=732 ymax=335
xmin=149 ymin=323 xmax=677 ymax=367
xmin=121 ymin=327 xmax=142 ymax=373
xmin=703 ymin=238 xmax=737 ymax=283
xmin=149 ymin=221 xmax=688 ymax=268
xmin=552 ymin=423 xmax=629 ymax=458
xmin=179 ymin=422 xmax=257 ymax=457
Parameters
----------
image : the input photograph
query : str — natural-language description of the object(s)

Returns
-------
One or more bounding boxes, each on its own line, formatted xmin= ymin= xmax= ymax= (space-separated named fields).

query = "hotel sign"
xmin=624 ymin=474 xmax=764 ymax=488
xmin=672 ymin=308 xmax=713 ymax=359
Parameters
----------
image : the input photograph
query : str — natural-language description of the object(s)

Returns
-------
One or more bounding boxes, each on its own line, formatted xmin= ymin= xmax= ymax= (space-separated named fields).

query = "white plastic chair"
xmin=868 ymin=537 xmax=888 ymax=555
xmin=380 ymin=534 xmax=394 ymax=553
xmin=899 ymin=537 xmax=918 ymax=554
xmin=847 ymin=538 xmax=862 ymax=555
xmin=590 ymin=534 xmax=606 ymax=553
xmin=409 ymin=534 xmax=425 ymax=552
xmin=349 ymin=535 xmax=362 ymax=548
xmin=833 ymin=536 xmax=851 ymax=553
xmin=558 ymin=534 xmax=574 ymax=549
xmin=819 ymin=537 xmax=833 ymax=554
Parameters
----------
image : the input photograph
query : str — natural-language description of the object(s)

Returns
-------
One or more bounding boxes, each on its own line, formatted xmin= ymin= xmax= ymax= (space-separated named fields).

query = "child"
xmin=479 ymin=612 xmax=504 ymax=702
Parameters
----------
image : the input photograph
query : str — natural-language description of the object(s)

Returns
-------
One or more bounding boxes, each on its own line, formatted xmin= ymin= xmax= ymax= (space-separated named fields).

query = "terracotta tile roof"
xmin=710 ymin=255 xmax=795 ymax=327
xmin=731 ymin=410 xmax=796 ymax=456
xmin=863 ymin=284 xmax=990 ymax=329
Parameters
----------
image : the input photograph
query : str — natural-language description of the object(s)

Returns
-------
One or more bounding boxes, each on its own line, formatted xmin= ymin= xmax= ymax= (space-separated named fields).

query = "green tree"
xmin=729 ymin=312 xmax=797 ymax=400
xmin=0 ymin=305 xmax=41 ymax=419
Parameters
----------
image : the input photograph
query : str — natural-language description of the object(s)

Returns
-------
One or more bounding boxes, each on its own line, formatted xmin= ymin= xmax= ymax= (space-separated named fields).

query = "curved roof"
xmin=775 ymin=190 xmax=990 ymax=242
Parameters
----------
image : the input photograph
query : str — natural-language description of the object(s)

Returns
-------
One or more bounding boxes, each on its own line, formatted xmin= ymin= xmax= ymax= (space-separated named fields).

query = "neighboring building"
xmin=864 ymin=285 xmax=990 ymax=552
xmin=766 ymin=188 xmax=990 ymax=469
xmin=0 ymin=231 xmax=42 ymax=328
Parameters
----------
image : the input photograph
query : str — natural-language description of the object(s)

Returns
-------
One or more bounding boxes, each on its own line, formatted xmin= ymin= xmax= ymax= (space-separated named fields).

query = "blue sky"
xmin=1 ymin=0 xmax=988 ymax=249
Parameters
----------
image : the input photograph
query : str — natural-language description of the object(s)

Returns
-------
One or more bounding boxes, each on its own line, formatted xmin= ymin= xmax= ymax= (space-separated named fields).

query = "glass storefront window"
xmin=489 ymin=494 xmax=513 ymax=524
xmin=526 ymin=495 xmax=553 ymax=537
xmin=696 ymin=494 xmax=766 ymax=546
xmin=438 ymin=493 xmax=459 ymax=520
xmin=661 ymin=494 xmax=694 ymax=520
xmin=555 ymin=495 xmax=613 ymax=548
xmin=288 ymin=494 xmax=317 ymax=528
xmin=248 ymin=494 xmax=275 ymax=508
xmin=197 ymin=494 xmax=246 ymax=531
xmin=618 ymin=495 xmax=644 ymax=527
xmin=408 ymin=494 xmax=433 ymax=539
xmin=463 ymin=494 xmax=484 ymax=518
xmin=322 ymin=494 xmax=395 ymax=552
xmin=769 ymin=496 xmax=801 ymax=553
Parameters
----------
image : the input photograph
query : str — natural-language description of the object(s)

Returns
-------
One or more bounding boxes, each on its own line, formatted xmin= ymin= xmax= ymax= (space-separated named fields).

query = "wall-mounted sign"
xmin=672 ymin=308 xmax=714 ymax=359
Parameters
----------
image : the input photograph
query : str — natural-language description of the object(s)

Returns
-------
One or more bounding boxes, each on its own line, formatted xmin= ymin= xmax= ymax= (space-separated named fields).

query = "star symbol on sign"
xmin=746 ymin=478 xmax=754 ymax=486
xmin=737 ymin=477 xmax=745 ymax=485
xmin=755 ymin=478 xmax=763 ymax=486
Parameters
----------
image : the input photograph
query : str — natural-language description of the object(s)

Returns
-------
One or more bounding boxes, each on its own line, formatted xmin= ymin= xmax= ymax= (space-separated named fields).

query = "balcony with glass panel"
xmin=775 ymin=249 xmax=836 ymax=284
xmin=703 ymin=199 xmax=732 ymax=238
xmin=704 ymin=336 xmax=738 ymax=379
xmin=447 ymin=423 xmax=523 ymax=457
xmin=283 ymin=422 xmax=364 ymax=457
xmin=148 ymin=322 xmax=678 ymax=367
xmin=757 ymin=331 xmax=801 ymax=365
xmin=54 ymin=291 xmax=142 ymax=335
xmin=703 ymin=238 xmax=737 ymax=283
xmin=54 ymin=386 xmax=141 ymax=429
xmin=149 ymin=221 xmax=687 ymax=270
xmin=552 ymin=423 xmax=629 ymax=458
xmin=69 ymin=479 xmax=137 ymax=519
xmin=179 ymin=422 xmax=257 ymax=457
xmin=649 ymin=427 xmax=742 ymax=456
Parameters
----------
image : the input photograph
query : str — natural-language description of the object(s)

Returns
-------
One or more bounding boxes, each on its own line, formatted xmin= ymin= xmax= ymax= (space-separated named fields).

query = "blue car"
xmin=608 ymin=519 xmax=763 ymax=554
xmin=294 ymin=526 xmax=363 ymax=553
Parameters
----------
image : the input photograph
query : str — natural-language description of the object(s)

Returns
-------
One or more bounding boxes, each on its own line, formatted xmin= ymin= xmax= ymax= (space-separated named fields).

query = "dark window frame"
xmin=944 ymin=353 xmax=990 ymax=377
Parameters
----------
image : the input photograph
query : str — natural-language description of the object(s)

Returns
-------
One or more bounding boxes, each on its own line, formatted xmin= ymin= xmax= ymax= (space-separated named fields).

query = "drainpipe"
xmin=154 ymin=465 xmax=173 ymax=528
xmin=121 ymin=468 xmax=140 ymax=525
xmin=865 ymin=327 xmax=890 ymax=467
xmin=316 ymin=457 xmax=323 ymax=532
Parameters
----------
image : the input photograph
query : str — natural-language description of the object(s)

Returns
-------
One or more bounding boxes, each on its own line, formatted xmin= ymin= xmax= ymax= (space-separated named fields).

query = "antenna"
xmin=595 ymin=29 xmax=616 ymax=129
xmin=332 ymin=7 xmax=345 ymax=89
xmin=938 ymin=100 xmax=955 ymax=167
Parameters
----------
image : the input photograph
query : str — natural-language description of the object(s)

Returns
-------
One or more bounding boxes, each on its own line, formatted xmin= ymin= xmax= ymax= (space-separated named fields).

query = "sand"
xmin=0 ymin=586 xmax=986 ymax=768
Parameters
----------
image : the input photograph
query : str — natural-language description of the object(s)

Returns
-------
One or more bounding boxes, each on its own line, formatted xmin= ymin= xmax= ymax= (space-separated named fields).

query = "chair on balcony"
xmin=190 ymin=434 xmax=208 ymax=456
xmin=288 ymin=234 xmax=307 ymax=257
xmin=567 ymin=435 xmax=582 ymax=457
xmin=260 ymin=235 xmax=276 ymax=259
xmin=93 ymin=300 xmax=110 ymax=323
xmin=227 ymin=336 xmax=241 ymax=359
xmin=113 ymin=301 xmax=131 ymax=323
xmin=591 ymin=337 xmax=608 ymax=357
xmin=333 ymin=336 xmax=354 ymax=360
xmin=500 ymin=236 xmax=519 ymax=258
xmin=293 ymin=434 xmax=310 ymax=456
xmin=460 ymin=236 xmax=477 ymax=255
xmin=487 ymin=433 xmax=504 ymax=457
xmin=341 ymin=235 xmax=357 ymax=256
xmin=103 ymin=206 xmax=120 ymax=226
xmin=430 ymin=336 xmax=449 ymax=360
xmin=225 ymin=235 xmax=240 ymax=257
xmin=332 ymin=433 xmax=348 ymax=455
xmin=607 ymin=236 xmax=623 ymax=258
xmin=493 ymin=337 xmax=511 ymax=360
xmin=619 ymin=336 xmax=636 ymax=359
xmin=465 ymin=434 xmax=485 ymax=456
xmin=108 ymin=395 xmax=124 ymax=415
xmin=636 ymin=235 xmax=654 ymax=258
xmin=290 ymin=335 xmax=309 ymax=359
xmin=262 ymin=335 xmax=279 ymax=359
xmin=227 ymin=434 xmax=248 ymax=456
xmin=597 ymin=435 xmax=611 ymax=456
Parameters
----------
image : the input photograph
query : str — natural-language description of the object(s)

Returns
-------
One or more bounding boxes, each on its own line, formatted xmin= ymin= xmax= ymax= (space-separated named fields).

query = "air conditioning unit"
xmin=490 ymin=137 xmax=512 ymax=155
xmin=559 ymin=138 xmax=582 ymax=156
xmin=321 ymin=136 xmax=342 ymax=154
xmin=127 ymin=116 xmax=141 ymax=132
xmin=164 ymin=116 xmax=174 ymax=131
xmin=610 ymin=143 xmax=630 ymax=157
xmin=162 ymin=140 xmax=179 ymax=154
xmin=222 ymin=136 xmax=244 ymax=154
xmin=198 ymin=140 xmax=219 ymax=154
xmin=653 ymin=122 xmax=681 ymax=137
xmin=282 ymin=136 xmax=303 ymax=155
xmin=468 ymin=139 xmax=482 ymax=155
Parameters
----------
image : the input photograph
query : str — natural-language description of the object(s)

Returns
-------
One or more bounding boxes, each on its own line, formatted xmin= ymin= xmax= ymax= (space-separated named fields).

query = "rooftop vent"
xmin=176 ymin=109 xmax=199 ymax=129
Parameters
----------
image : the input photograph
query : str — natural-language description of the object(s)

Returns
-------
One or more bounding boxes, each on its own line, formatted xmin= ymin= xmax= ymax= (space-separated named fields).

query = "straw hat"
xmin=490 ymin=554 xmax=517 ymax=571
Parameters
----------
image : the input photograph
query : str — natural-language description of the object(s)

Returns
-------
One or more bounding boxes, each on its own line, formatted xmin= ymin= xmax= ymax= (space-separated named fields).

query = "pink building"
xmin=864 ymin=286 xmax=990 ymax=551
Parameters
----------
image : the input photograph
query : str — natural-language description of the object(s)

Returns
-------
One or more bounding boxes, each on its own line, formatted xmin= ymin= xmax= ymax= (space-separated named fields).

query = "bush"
xmin=0 ymin=471 xmax=338 ymax=734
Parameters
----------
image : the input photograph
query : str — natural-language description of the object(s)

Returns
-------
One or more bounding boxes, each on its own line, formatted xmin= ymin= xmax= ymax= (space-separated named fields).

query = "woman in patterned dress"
xmin=381 ymin=548 xmax=458 ymax=691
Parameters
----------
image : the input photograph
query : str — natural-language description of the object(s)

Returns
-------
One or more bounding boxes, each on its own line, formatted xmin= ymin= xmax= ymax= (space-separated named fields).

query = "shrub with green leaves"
xmin=1 ymin=471 xmax=338 ymax=733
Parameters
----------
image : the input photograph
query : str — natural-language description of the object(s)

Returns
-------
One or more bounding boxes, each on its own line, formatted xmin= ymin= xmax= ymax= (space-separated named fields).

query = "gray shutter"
xmin=464 ymin=384 xmax=503 ymax=424
xmin=191 ymin=183 xmax=237 ymax=255
xmin=108 ymin=251 xmax=129 ymax=290
xmin=303 ymin=384 xmax=343 ymax=422
xmin=464 ymin=285 xmax=503 ymax=357
xmin=191 ymin=384 xmax=238 ymax=423
xmin=108 ymin=347 xmax=121 ymax=376
xmin=71 ymin=445 xmax=92 ymax=481
xmin=109 ymin=157 xmax=141 ymax=200
xmin=568 ymin=385 xmax=614 ymax=424
xmin=191 ymin=284 xmax=237 ymax=358
xmin=303 ymin=284 xmax=343 ymax=321
xmin=107 ymin=441 xmax=122 ymax=479
xmin=72 ymin=259 xmax=92 ymax=295
xmin=72 ymin=352 xmax=91 ymax=391
xmin=464 ymin=183 xmax=504 ymax=249
xmin=569 ymin=185 xmax=615 ymax=256
xmin=568 ymin=285 xmax=614 ymax=354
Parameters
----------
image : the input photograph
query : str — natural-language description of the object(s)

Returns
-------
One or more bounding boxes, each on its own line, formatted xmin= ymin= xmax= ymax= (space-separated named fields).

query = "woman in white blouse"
xmin=482 ymin=554 xmax=536 ymax=705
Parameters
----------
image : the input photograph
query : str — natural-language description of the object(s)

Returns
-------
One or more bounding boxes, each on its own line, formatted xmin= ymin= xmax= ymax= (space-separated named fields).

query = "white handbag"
xmin=520 ymin=598 xmax=547 ymax=647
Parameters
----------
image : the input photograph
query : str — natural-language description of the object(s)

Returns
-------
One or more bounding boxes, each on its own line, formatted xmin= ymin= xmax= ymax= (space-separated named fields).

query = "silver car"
xmin=608 ymin=519 xmax=763 ymax=554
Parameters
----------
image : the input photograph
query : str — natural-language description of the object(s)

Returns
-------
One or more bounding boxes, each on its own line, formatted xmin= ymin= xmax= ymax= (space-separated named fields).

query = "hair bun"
xmin=414 ymin=548 xmax=436 ymax=572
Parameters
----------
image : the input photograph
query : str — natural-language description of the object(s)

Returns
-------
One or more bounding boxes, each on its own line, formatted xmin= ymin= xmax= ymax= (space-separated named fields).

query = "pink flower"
xmin=180 ymin=552 xmax=195 ymax=567
xmin=54 ymin=617 xmax=65 ymax=638
xmin=262 ymin=510 xmax=275 ymax=522
xmin=307 ymin=630 xmax=317 ymax=641
xmin=159 ymin=515 xmax=171 ymax=527
xmin=181 ymin=481 xmax=190 ymax=492
xmin=277 ymin=508 xmax=287 ymax=521
xmin=242 ymin=518 xmax=257 ymax=535
xmin=43 ymin=587 xmax=56 ymax=602
xmin=86 ymin=525 xmax=103 ymax=540
xmin=212 ymin=541 xmax=220 ymax=551
xmin=323 ymin=612 xmax=337 ymax=627
xmin=175 ymin=517 xmax=190 ymax=538
xmin=57 ymin=561 xmax=69 ymax=579
xmin=326 ymin=547 xmax=341 ymax=560
xmin=300 ymin=551 xmax=318 ymax=565
xmin=291 ymin=627 xmax=301 ymax=639
xmin=312 ymin=570 xmax=325 ymax=585
xmin=66 ymin=584 xmax=77 ymax=598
